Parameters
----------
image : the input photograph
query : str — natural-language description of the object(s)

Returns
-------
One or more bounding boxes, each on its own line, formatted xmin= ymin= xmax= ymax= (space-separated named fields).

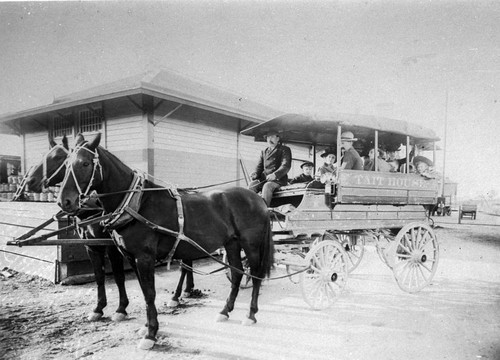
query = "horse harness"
xmin=99 ymin=172 xmax=192 ymax=269
xmin=67 ymin=142 xmax=191 ymax=268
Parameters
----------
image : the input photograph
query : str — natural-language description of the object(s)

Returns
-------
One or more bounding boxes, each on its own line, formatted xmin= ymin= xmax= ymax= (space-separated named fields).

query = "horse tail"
xmin=260 ymin=215 xmax=274 ymax=278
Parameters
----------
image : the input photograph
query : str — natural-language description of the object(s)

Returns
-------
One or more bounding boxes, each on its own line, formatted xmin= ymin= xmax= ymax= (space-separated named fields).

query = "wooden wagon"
xmin=458 ymin=203 xmax=478 ymax=223
xmin=241 ymin=113 xmax=441 ymax=309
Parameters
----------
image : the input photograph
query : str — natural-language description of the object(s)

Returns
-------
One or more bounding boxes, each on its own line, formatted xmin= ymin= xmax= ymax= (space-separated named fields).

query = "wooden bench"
xmin=272 ymin=183 xmax=323 ymax=198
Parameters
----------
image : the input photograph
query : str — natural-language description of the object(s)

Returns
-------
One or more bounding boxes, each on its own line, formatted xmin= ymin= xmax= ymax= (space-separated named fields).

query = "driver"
xmin=249 ymin=129 xmax=292 ymax=206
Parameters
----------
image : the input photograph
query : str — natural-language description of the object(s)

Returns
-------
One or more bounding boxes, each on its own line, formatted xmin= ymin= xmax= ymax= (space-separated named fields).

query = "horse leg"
xmin=135 ymin=255 xmax=159 ymax=350
xmin=217 ymin=241 xmax=243 ymax=322
xmin=86 ymin=246 xmax=107 ymax=321
xmin=182 ymin=260 xmax=194 ymax=297
xmin=243 ymin=268 xmax=263 ymax=326
xmin=166 ymin=261 xmax=188 ymax=308
xmin=106 ymin=246 xmax=129 ymax=321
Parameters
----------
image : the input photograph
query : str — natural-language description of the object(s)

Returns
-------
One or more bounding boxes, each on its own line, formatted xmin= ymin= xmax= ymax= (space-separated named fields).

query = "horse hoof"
xmin=112 ymin=312 xmax=127 ymax=322
xmin=137 ymin=338 xmax=155 ymax=350
xmin=181 ymin=291 xmax=191 ymax=298
xmin=137 ymin=327 xmax=148 ymax=337
xmin=215 ymin=314 xmax=229 ymax=322
xmin=166 ymin=299 xmax=179 ymax=308
xmin=241 ymin=317 xmax=256 ymax=326
xmin=87 ymin=312 xmax=103 ymax=321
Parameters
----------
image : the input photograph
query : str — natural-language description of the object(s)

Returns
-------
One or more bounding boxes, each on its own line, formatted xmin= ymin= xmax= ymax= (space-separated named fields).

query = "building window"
xmin=78 ymin=107 xmax=103 ymax=134
xmin=52 ymin=114 xmax=73 ymax=138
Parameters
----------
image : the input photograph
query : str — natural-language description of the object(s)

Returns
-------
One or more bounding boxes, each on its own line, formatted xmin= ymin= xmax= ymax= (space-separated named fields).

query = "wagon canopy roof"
xmin=241 ymin=113 xmax=440 ymax=147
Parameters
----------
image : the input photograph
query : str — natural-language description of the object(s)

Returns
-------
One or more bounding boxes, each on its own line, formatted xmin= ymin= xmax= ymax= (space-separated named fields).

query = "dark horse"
xmin=25 ymin=135 xmax=195 ymax=322
xmin=57 ymin=133 xmax=273 ymax=349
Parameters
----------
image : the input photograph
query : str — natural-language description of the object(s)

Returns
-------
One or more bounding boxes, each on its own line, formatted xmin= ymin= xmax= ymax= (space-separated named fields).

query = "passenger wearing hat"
xmin=340 ymin=131 xmax=363 ymax=170
xmin=249 ymin=129 xmax=292 ymax=206
xmin=289 ymin=161 xmax=314 ymax=184
xmin=413 ymin=155 xmax=439 ymax=179
xmin=315 ymin=148 xmax=338 ymax=183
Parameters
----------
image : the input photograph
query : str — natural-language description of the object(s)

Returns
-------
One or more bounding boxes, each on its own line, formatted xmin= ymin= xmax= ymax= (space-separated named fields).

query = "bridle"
xmin=42 ymin=144 xmax=70 ymax=189
xmin=62 ymin=142 xmax=103 ymax=205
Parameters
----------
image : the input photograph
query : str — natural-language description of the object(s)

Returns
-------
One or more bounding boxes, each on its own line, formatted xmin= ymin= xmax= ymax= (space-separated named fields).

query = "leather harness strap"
xmin=104 ymin=176 xmax=188 ymax=269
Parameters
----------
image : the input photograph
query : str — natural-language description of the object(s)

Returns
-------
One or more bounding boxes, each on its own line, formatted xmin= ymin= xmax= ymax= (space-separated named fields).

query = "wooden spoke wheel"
xmin=324 ymin=232 xmax=365 ymax=273
xmin=390 ymin=223 xmax=439 ymax=293
xmin=223 ymin=251 xmax=252 ymax=289
xmin=300 ymin=240 xmax=348 ymax=310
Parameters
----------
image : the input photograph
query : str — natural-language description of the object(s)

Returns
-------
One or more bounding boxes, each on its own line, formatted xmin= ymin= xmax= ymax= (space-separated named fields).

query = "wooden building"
xmin=0 ymin=69 xmax=311 ymax=282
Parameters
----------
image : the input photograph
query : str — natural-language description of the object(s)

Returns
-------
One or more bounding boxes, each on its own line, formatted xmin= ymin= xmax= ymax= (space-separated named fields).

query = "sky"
xmin=0 ymin=1 xmax=499 ymax=199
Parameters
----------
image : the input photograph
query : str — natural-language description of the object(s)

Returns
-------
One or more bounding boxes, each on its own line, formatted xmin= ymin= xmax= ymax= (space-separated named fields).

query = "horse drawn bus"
xmin=7 ymin=112 xmax=441 ymax=350
xmin=241 ymin=113 xmax=441 ymax=309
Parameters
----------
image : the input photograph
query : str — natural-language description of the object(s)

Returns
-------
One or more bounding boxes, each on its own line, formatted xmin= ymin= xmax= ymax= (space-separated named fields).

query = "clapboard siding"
xmin=154 ymin=108 xmax=240 ymax=186
xmin=154 ymin=148 xmax=239 ymax=188
xmin=24 ymin=131 xmax=52 ymax=169
xmin=106 ymin=115 xmax=144 ymax=151
xmin=155 ymin=116 xmax=237 ymax=158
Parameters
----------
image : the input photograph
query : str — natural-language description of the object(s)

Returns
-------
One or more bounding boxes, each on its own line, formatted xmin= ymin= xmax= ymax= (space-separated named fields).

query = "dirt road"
xmin=1 ymin=214 xmax=499 ymax=360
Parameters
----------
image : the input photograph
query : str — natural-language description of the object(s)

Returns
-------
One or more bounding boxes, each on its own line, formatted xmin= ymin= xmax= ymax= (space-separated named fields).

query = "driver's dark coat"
xmin=251 ymin=143 xmax=292 ymax=186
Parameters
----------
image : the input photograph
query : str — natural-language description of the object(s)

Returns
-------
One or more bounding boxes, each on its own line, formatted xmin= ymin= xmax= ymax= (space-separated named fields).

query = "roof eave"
xmin=0 ymin=85 xmax=274 ymax=135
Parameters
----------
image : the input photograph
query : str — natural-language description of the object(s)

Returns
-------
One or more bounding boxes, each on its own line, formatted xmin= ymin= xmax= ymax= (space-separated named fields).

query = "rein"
xmin=83 ymin=177 xmax=247 ymax=200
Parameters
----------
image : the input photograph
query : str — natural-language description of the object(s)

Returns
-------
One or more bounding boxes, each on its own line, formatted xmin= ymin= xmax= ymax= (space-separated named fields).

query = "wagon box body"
xmin=273 ymin=171 xmax=439 ymax=237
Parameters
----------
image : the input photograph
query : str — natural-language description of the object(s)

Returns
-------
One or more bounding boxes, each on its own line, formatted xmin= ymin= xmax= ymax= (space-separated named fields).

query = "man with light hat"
xmin=249 ymin=129 xmax=292 ymax=206
xmin=340 ymin=131 xmax=363 ymax=170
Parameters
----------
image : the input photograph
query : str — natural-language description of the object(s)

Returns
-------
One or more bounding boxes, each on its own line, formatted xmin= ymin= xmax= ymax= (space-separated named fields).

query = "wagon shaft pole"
xmin=7 ymin=213 xmax=113 ymax=247
xmin=15 ymin=210 xmax=65 ymax=241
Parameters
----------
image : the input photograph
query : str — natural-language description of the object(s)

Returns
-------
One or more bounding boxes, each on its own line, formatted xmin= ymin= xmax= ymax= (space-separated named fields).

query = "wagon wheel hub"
xmin=320 ymin=269 xmax=338 ymax=282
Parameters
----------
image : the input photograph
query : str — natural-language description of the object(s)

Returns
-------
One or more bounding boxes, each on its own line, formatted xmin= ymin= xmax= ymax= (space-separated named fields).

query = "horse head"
xmin=58 ymin=133 xmax=102 ymax=214
xmin=26 ymin=135 xmax=70 ymax=192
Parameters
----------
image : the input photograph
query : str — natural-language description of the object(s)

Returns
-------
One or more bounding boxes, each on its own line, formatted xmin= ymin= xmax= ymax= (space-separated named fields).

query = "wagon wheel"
xmin=223 ymin=251 xmax=252 ymax=289
xmin=300 ymin=240 xmax=348 ymax=310
xmin=323 ymin=232 xmax=364 ymax=273
xmin=390 ymin=223 xmax=439 ymax=293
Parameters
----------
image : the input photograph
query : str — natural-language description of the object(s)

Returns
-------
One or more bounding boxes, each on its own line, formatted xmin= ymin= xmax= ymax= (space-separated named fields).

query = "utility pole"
xmin=441 ymin=90 xmax=448 ymax=197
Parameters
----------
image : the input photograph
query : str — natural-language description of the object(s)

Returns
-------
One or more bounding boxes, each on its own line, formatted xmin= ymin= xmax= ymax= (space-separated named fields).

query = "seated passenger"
xmin=364 ymin=148 xmax=393 ymax=172
xmin=413 ymin=155 xmax=439 ymax=179
xmin=316 ymin=148 xmax=337 ymax=184
xmin=289 ymin=161 xmax=314 ymax=184
xmin=340 ymin=131 xmax=363 ymax=170
xmin=249 ymin=129 xmax=292 ymax=206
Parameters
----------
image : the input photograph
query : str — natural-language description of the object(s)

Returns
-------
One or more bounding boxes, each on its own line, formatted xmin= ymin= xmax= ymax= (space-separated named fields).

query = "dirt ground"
xmin=1 ymin=213 xmax=500 ymax=360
